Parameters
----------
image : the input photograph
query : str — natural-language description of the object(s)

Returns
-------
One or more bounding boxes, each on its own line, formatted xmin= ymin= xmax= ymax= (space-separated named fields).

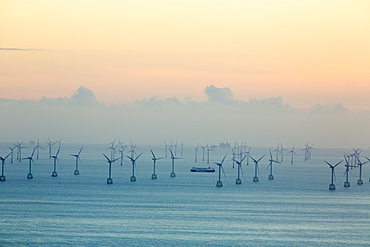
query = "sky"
xmin=1 ymin=1 xmax=370 ymax=148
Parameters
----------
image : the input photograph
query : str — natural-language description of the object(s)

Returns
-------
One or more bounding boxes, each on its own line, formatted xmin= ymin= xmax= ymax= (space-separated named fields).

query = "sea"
xmin=1 ymin=143 xmax=369 ymax=247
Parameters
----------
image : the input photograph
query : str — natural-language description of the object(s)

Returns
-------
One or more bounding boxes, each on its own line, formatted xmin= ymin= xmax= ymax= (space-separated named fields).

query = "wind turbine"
xmin=267 ymin=149 xmax=280 ymax=180
xmin=194 ymin=145 xmax=198 ymax=162
xmin=51 ymin=146 xmax=60 ymax=177
xmin=103 ymin=153 xmax=119 ymax=184
xmin=250 ymin=155 xmax=265 ymax=182
xmin=367 ymin=157 xmax=370 ymax=183
xmin=231 ymin=146 xmax=239 ymax=168
xmin=108 ymin=139 xmax=118 ymax=160
xmin=343 ymin=154 xmax=351 ymax=187
xmin=126 ymin=152 xmax=142 ymax=182
xmin=24 ymin=147 xmax=37 ymax=179
xmin=150 ymin=149 xmax=163 ymax=179
xmin=201 ymin=145 xmax=207 ymax=161
xmin=163 ymin=141 xmax=169 ymax=158
xmin=352 ymin=148 xmax=362 ymax=167
xmin=129 ymin=141 xmax=137 ymax=160
xmin=55 ymin=138 xmax=63 ymax=147
xmin=245 ymin=146 xmax=251 ymax=166
xmin=356 ymin=157 xmax=369 ymax=185
xmin=35 ymin=139 xmax=44 ymax=160
xmin=289 ymin=145 xmax=298 ymax=165
xmin=206 ymin=145 xmax=210 ymax=164
xmin=169 ymin=148 xmax=180 ymax=177
xmin=325 ymin=160 xmax=342 ymax=190
xmin=71 ymin=146 xmax=83 ymax=175
xmin=46 ymin=138 xmax=56 ymax=159
xmin=117 ymin=143 xmax=127 ymax=166
xmin=214 ymin=154 xmax=227 ymax=187
xmin=7 ymin=145 xmax=15 ymax=163
xmin=233 ymin=155 xmax=246 ymax=184
xmin=180 ymin=140 xmax=184 ymax=156
xmin=16 ymin=141 xmax=26 ymax=162
xmin=0 ymin=152 xmax=11 ymax=181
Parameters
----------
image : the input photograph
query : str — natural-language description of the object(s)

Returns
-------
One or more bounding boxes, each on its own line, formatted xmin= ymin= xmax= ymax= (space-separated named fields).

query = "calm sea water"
xmin=1 ymin=143 xmax=369 ymax=246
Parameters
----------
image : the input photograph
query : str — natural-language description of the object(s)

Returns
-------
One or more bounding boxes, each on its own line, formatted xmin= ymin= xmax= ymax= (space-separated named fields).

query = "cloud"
xmin=0 ymin=84 xmax=367 ymax=148
xmin=204 ymin=84 xmax=235 ymax=104
xmin=0 ymin=48 xmax=42 ymax=51
xmin=71 ymin=86 xmax=100 ymax=106
xmin=310 ymin=103 xmax=348 ymax=113
xmin=39 ymin=86 xmax=100 ymax=107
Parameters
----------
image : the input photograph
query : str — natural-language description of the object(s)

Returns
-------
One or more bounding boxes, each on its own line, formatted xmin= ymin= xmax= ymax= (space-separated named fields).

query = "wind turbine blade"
xmin=257 ymin=155 xmax=265 ymax=162
xmin=31 ymin=147 xmax=36 ymax=159
xmin=221 ymin=166 xmax=226 ymax=178
xmin=334 ymin=160 xmax=343 ymax=168
xmin=221 ymin=154 xmax=227 ymax=165
xmin=169 ymin=148 xmax=174 ymax=158
xmin=103 ymin=153 xmax=110 ymax=161
xmin=324 ymin=160 xmax=332 ymax=167
xmin=78 ymin=146 xmax=84 ymax=156
xmin=150 ymin=149 xmax=156 ymax=159
xmin=240 ymin=155 xmax=247 ymax=163
xmin=4 ymin=152 xmax=11 ymax=160
xmin=250 ymin=156 xmax=257 ymax=163
xmin=126 ymin=155 xmax=134 ymax=162
xmin=134 ymin=153 xmax=143 ymax=161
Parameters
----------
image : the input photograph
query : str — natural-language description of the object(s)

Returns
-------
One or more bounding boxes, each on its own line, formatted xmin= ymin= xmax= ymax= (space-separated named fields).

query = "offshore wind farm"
xmin=1 ymin=140 xmax=370 ymax=246
xmin=1 ymin=1 xmax=370 ymax=246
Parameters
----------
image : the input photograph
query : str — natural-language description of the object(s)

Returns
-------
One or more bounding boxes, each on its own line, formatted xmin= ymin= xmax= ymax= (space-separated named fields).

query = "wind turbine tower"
xmin=251 ymin=155 xmax=265 ymax=182
xmin=24 ymin=147 xmax=37 ymax=179
xmin=0 ymin=152 xmax=11 ymax=181
xmin=267 ymin=149 xmax=280 ymax=180
xmin=126 ymin=153 xmax=142 ymax=182
xmin=233 ymin=155 xmax=246 ymax=184
xmin=150 ymin=150 xmax=163 ymax=179
xmin=71 ymin=146 xmax=83 ymax=175
xmin=103 ymin=153 xmax=119 ymax=184
xmin=356 ymin=157 xmax=369 ymax=185
xmin=325 ymin=160 xmax=342 ymax=190
xmin=46 ymin=138 xmax=55 ymax=159
xmin=169 ymin=149 xmax=179 ymax=177
xmin=214 ymin=154 xmax=227 ymax=187
xmin=343 ymin=155 xmax=351 ymax=187
xmin=51 ymin=146 xmax=60 ymax=177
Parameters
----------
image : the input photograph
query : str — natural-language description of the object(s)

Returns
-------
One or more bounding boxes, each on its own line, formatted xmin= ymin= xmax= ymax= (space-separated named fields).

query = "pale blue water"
xmin=1 ymin=143 xmax=369 ymax=246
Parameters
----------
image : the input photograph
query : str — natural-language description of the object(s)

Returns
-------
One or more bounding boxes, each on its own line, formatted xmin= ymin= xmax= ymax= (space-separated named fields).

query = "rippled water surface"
xmin=1 ymin=144 xmax=369 ymax=246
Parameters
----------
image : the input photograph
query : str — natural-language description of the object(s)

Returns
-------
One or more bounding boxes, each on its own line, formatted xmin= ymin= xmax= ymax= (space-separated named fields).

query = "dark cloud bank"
xmin=0 ymin=85 xmax=367 ymax=148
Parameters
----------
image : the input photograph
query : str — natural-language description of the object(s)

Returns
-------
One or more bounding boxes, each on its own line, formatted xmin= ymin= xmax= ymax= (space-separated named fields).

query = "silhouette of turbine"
xmin=103 ymin=153 xmax=119 ymax=184
xmin=325 ymin=160 xmax=342 ymax=190
xmin=169 ymin=148 xmax=180 ymax=177
xmin=24 ymin=147 xmax=37 ymax=179
xmin=0 ymin=152 xmax=11 ymax=181
xmin=51 ymin=146 xmax=60 ymax=177
xmin=46 ymin=138 xmax=56 ymax=159
xmin=150 ymin=149 xmax=163 ymax=179
xmin=126 ymin=152 xmax=142 ymax=182
xmin=355 ymin=157 xmax=369 ymax=185
xmin=250 ymin=155 xmax=265 ymax=182
xmin=267 ymin=149 xmax=280 ymax=180
xmin=71 ymin=146 xmax=83 ymax=175
xmin=214 ymin=154 xmax=227 ymax=187
xmin=233 ymin=155 xmax=246 ymax=184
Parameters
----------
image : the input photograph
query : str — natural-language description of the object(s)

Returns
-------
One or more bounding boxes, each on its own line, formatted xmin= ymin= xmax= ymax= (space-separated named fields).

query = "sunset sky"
xmin=1 ymin=0 xmax=369 ymax=109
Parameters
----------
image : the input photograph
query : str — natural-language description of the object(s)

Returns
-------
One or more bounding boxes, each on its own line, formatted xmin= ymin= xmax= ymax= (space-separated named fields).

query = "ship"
xmin=190 ymin=167 xmax=215 ymax=172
